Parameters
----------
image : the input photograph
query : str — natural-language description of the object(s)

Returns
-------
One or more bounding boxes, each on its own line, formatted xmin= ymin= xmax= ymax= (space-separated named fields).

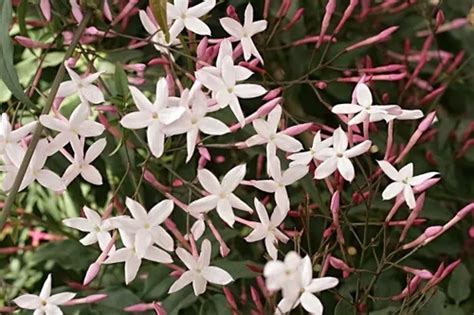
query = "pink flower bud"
xmin=40 ymin=0 xmax=51 ymax=21
xmin=315 ymin=81 xmax=327 ymax=89
xmin=282 ymin=123 xmax=313 ymax=136
xmin=318 ymin=0 xmax=336 ymax=47
xmin=346 ymin=26 xmax=399 ymax=51
xmin=276 ymin=0 xmax=291 ymax=18
xmin=435 ymin=10 xmax=445 ymax=29
xmin=15 ymin=36 xmax=52 ymax=49
xmin=64 ymin=294 xmax=108 ymax=305
xmin=263 ymin=87 xmax=283 ymax=101
xmin=283 ymin=8 xmax=304 ymax=31
xmin=196 ymin=38 xmax=208 ymax=59
xmin=334 ymin=0 xmax=358 ymax=34
xmin=124 ymin=303 xmax=154 ymax=312
xmin=418 ymin=111 xmax=436 ymax=133
xmin=469 ymin=227 xmax=474 ymax=239
xmin=226 ymin=5 xmax=239 ymax=20
xmin=83 ymin=262 xmax=101 ymax=286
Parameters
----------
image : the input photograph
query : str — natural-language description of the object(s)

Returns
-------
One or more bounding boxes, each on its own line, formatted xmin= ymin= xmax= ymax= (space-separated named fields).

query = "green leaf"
xmin=334 ymin=299 xmax=354 ymax=314
xmin=200 ymin=294 xmax=233 ymax=315
xmin=150 ymin=0 xmax=170 ymax=42
xmin=213 ymin=260 xmax=259 ymax=280
xmin=114 ymin=64 xmax=129 ymax=97
xmin=30 ymin=240 xmax=96 ymax=271
xmin=162 ymin=287 xmax=198 ymax=315
xmin=418 ymin=291 xmax=446 ymax=315
xmin=0 ymin=0 xmax=36 ymax=108
xmin=447 ymin=263 xmax=471 ymax=305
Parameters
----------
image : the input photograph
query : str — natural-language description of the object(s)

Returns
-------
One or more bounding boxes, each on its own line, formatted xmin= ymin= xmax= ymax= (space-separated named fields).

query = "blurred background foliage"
xmin=1 ymin=0 xmax=473 ymax=314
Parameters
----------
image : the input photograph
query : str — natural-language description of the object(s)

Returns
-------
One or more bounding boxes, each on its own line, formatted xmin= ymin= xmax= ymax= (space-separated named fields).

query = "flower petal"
xmin=377 ymin=160 xmax=401 ymax=181
xmin=382 ymin=182 xmax=405 ymax=200
xmin=221 ymin=164 xmax=246 ymax=194
xmin=314 ymin=157 xmax=338 ymax=179
xmin=202 ymin=266 xmax=233 ymax=285
xmin=217 ymin=198 xmax=235 ymax=227
xmin=337 ymin=156 xmax=355 ymax=182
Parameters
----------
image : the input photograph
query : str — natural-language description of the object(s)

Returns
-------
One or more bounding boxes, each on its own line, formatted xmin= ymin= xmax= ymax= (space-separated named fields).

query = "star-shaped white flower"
xmin=195 ymin=55 xmax=266 ymax=126
xmin=288 ymin=131 xmax=333 ymax=167
xmin=332 ymin=82 xmax=401 ymax=125
xmin=119 ymin=78 xmax=185 ymax=158
xmin=0 ymin=113 xmax=36 ymax=162
xmin=114 ymin=197 xmax=175 ymax=257
xmin=275 ymin=256 xmax=339 ymax=315
xmin=40 ymin=102 xmax=105 ymax=153
xmin=57 ymin=65 xmax=105 ymax=104
xmin=263 ymin=251 xmax=303 ymax=301
xmin=168 ymin=239 xmax=233 ymax=296
xmin=165 ymin=88 xmax=229 ymax=162
xmin=139 ymin=10 xmax=179 ymax=55
xmin=371 ymin=108 xmax=424 ymax=123
xmin=103 ymin=230 xmax=173 ymax=284
xmin=62 ymin=138 xmax=106 ymax=186
xmin=197 ymin=39 xmax=253 ymax=81
xmin=245 ymin=198 xmax=289 ymax=260
xmin=314 ymin=127 xmax=372 ymax=182
xmin=167 ymin=0 xmax=215 ymax=38
xmin=63 ymin=206 xmax=117 ymax=251
xmin=18 ymin=139 xmax=66 ymax=192
xmin=377 ymin=160 xmax=439 ymax=209
xmin=13 ymin=274 xmax=76 ymax=315
xmin=250 ymin=157 xmax=307 ymax=212
xmin=245 ymin=105 xmax=303 ymax=157
xmin=220 ymin=3 xmax=268 ymax=63
xmin=188 ymin=164 xmax=253 ymax=227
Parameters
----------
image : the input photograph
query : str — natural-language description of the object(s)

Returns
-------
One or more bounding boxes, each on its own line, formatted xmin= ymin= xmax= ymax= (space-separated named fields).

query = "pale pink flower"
xmin=276 ymin=256 xmax=339 ymax=315
xmin=0 ymin=113 xmax=36 ymax=162
xmin=188 ymin=164 xmax=253 ymax=227
xmin=119 ymin=78 xmax=185 ymax=158
xmin=167 ymin=0 xmax=216 ymax=38
xmin=220 ymin=3 xmax=268 ymax=63
xmin=377 ymin=160 xmax=438 ymax=209
xmin=103 ymin=230 xmax=173 ymax=284
xmin=165 ymin=88 xmax=229 ymax=162
xmin=57 ymin=65 xmax=105 ymax=104
xmin=40 ymin=103 xmax=105 ymax=153
xmin=249 ymin=156 xmax=308 ymax=212
xmin=168 ymin=239 xmax=233 ymax=296
xmin=62 ymin=138 xmax=107 ymax=186
xmin=114 ymin=198 xmax=175 ymax=257
xmin=331 ymin=82 xmax=401 ymax=125
xmin=245 ymin=105 xmax=303 ymax=157
xmin=14 ymin=274 xmax=76 ymax=315
xmin=195 ymin=55 xmax=266 ymax=126
xmin=244 ymin=198 xmax=289 ymax=260
xmin=63 ymin=206 xmax=117 ymax=251
xmin=288 ymin=131 xmax=333 ymax=167
xmin=314 ymin=127 xmax=371 ymax=182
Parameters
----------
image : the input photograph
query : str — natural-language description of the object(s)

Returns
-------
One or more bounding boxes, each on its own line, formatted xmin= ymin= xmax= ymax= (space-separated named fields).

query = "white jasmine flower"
xmin=245 ymin=198 xmax=289 ymax=260
xmin=250 ymin=157 xmax=307 ymax=212
xmin=167 ymin=0 xmax=216 ymax=38
xmin=188 ymin=164 xmax=253 ymax=227
xmin=314 ymin=127 xmax=371 ymax=182
xmin=288 ymin=131 xmax=333 ymax=167
xmin=40 ymin=102 xmax=104 ymax=153
xmin=119 ymin=78 xmax=185 ymax=158
xmin=104 ymin=230 xmax=173 ymax=284
xmin=168 ymin=239 xmax=233 ymax=296
xmin=220 ymin=3 xmax=267 ymax=63
xmin=13 ymin=274 xmax=76 ymax=315
xmin=57 ymin=65 xmax=105 ymax=104
xmin=331 ymin=82 xmax=401 ymax=125
xmin=377 ymin=160 xmax=439 ymax=209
